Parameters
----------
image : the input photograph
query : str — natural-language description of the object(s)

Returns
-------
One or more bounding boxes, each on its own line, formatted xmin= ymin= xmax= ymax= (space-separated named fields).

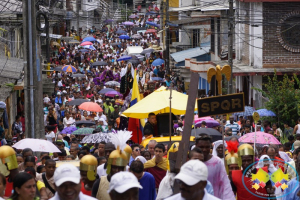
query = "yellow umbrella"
xmin=122 ymin=86 xmax=198 ymax=119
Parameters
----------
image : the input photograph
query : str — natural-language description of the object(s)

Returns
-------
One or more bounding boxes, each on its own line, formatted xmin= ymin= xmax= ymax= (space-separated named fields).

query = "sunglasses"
xmin=135 ymin=149 xmax=140 ymax=152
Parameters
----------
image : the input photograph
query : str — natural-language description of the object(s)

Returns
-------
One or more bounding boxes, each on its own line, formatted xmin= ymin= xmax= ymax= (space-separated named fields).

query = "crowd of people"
xmin=1 ymin=5 xmax=300 ymax=200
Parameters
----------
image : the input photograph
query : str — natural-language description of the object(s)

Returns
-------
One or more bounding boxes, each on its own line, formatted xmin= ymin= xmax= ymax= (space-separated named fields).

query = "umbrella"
xmin=131 ymin=34 xmax=143 ymax=39
xmin=122 ymin=86 xmax=198 ymax=119
xmin=75 ymin=120 xmax=96 ymax=127
xmin=119 ymin=35 xmax=130 ymax=40
xmin=69 ymin=39 xmax=80 ymax=44
xmin=105 ymin=81 xmax=120 ymax=87
xmin=141 ymin=48 xmax=154 ymax=55
xmin=62 ymin=65 xmax=77 ymax=73
xmin=61 ymin=126 xmax=77 ymax=134
xmin=132 ymin=27 xmax=147 ymax=31
xmin=79 ymin=49 xmax=89 ymax=53
xmin=191 ymin=128 xmax=222 ymax=142
xmin=79 ymin=102 xmax=103 ymax=112
xmin=68 ymin=99 xmax=89 ymax=106
xmin=117 ymin=55 xmax=132 ymax=61
xmin=105 ymin=91 xmax=123 ymax=97
xmin=104 ymin=19 xmax=113 ymax=23
xmin=53 ymin=66 xmax=63 ymax=72
xmin=82 ymin=36 xmax=96 ymax=42
xmin=122 ymin=21 xmax=134 ymax=26
xmin=80 ymin=41 xmax=93 ymax=46
xmin=238 ymin=131 xmax=281 ymax=144
xmin=194 ymin=116 xmax=214 ymax=124
xmin=83 ymin=45 xmax=96 ymax=50
xmin=145 ymin=11 xmax=158 ymax=15
xmin=195 ymin=120 xmax=220 ymax=128
xmin=129 ymin=14 xmax=138 ymax=18
xmin=92 ymin=61 xmax=108 ymax=66
xmin=71 ymin=74 xmax=86 ymax=78
xmin=127 ymin=59 xmax=140 ymax=64
xmin=137 ymin=30 xmax=147 ymax=34
xmin=116 ymin=30 xmax=127 ymax=34
xmin=12 ymin=138 xmax=61 ymax=152
xmin=151 ymin=77 xmax=163 ymax=81
xmin=152 ymin=58 xmax=165 ymax=66
xmin=72 ymin=128 xmax=94 ymax=135
xmin=111 ymin=42 xmax=121 ymax=46
xmin=233 ymin=106 xmax=255 ymax=117
xmin=99 ymin=88 xmax=116 ymax=94
xmin=146 ymin=21 xmax=160 ymax=27
xmin=145 ymin=29 xmax=157 ymax=34
xmin=256 ymin=109 xmax=276 ymax=117
xmin=52 ymin=41 xmax=60 ymax=46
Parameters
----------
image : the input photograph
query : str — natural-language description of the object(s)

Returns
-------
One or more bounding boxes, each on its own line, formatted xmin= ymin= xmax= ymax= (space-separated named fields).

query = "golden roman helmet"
xmin=107 ymin=130 xmax=132 ymax=174
xmin=237 ymin=144 xmax=254 ymax=168
xmin=0 ymin=145 xmax=18 ymax=176
xmin=225 ymin=140 xmax=239 ymax=174
xmin=80 ymin=155 xmax=98 ymax=181
xmin=167 ymin=142 xmax=179 ymax=171
xmin=124 ymin=145 xmax=132 ymax=161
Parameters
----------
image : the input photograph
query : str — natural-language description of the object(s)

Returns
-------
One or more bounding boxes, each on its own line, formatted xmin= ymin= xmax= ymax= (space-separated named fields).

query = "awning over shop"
xmin=171 ymin=47 xmax=210 ymax=63
xmin=169 ymin=4 xmax=231 ymax=12
xmin=40 ymin=33 xmax=62 ymax=39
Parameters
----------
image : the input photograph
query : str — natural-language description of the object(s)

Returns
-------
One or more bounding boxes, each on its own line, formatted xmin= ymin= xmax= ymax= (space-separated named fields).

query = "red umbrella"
xmin=78 ymin=102 xmax=103 ymax=112
xmin=145 ymin=29 xmax=157 ymax=34
xmin=80 ymin=41 xmax=93 ymax=46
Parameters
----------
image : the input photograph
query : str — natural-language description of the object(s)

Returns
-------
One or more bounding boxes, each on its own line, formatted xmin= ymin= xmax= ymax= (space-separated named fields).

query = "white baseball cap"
xmin=57 ymin=92 xmax=61 ymax=95
xmin=107 ymin=171 xmax=143 ymax=193
xmin=175 ymin=160 xmax=208 ymax=186
xmin=53 ymin=164 xmax=81 ymax=187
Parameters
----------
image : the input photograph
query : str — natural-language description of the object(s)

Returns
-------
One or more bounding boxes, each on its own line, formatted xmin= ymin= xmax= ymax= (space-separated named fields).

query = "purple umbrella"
xmin=105 ymin=91 xmax=123 ymax=97
xmin=122 ymin=21 xmax=134 ymax=26
xmin=61 ymin=126 xmax=77 ymax=134
xmin=195 ymin=120 xmax=220 ymax=128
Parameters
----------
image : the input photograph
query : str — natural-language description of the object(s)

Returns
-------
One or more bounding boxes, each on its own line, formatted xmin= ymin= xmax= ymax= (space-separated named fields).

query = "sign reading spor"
xmin=197 ymin=93 xmax=245 ymax=117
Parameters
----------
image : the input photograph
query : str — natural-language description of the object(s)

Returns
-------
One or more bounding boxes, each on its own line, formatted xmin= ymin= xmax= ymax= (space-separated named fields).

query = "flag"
xmin=128 ymin=69 xmax=145 ymax=143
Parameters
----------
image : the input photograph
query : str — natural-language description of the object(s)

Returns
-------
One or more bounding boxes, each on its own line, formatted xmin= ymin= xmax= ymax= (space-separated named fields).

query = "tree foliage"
xmin=252 ymin=71 xmax=300 ymax=126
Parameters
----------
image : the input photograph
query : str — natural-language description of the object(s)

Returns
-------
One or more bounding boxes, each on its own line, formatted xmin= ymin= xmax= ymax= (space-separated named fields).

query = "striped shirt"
xmin=225 ymin=122 xmax=239 ymax=135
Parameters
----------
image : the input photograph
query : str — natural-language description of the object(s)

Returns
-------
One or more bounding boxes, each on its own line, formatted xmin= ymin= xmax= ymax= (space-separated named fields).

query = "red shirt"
xmin=81 ymin=181 xmax=92 ymax=196
xmin=144 ymin=166 xmax=166 ymax=188
xmin=4 ymin=178 xmax=13 ymax=198
xmin=232 ymin=169 xmax=268 ymax=200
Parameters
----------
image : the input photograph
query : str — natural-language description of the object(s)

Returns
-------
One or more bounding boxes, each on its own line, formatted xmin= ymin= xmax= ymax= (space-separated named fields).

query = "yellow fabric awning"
xmin=122 ymin=86 xmax=197 ymax=119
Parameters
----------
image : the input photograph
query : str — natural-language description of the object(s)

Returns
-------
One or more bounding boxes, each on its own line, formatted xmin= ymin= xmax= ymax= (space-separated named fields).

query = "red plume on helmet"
xmin=226 ymin=140 xmax=239 ymax=154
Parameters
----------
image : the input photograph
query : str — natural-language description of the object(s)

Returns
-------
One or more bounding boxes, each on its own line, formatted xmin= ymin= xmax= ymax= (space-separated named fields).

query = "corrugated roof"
xmin=170 ymin=47 xmax=210 ymax=63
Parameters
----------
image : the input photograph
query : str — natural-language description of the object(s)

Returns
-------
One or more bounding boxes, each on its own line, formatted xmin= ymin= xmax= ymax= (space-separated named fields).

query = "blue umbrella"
xmin=152 ymin=58 xmax=165 ymax=66
xmin=104 ymin=19 xmax=113 ymax=23
xmin=152 ymin=77 xmax=163 ymax=81
xmin=83 ymin=45 xmax=96 ymax=50
xmin=61 ymin=127 xmax=77 ymax=134
xmin=82 ymin=37 xmax=96 ymax=42
xmin=79 ymin=49 xmax=89 ymax=53
xmin=256 ymin=109 xmax=276 ymax=117
xmin=119 ymin=35 xmax=130 ymax=40
xmin=146 ymin=11 xmax=158 ymax=15
xmin=233 ymin=106 xmax=256 ymax=117
xmin=146 ymin=21 xmax=160 ymax=27
xmin=117 ymin=55 xmax=132 ymax=61
xmin=116 ymin=30 xmax=127 ymax=34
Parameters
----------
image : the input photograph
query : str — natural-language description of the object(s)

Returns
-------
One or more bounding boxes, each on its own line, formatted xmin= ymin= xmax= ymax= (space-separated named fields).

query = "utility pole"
xmin=165 ymin=0 xmax=170 ymax=74
xmin=228 ymin=0 xmax=234 ymax=94
xmin=76 ymin=0 xmax=80 ymax=37
xmin=23 ymin=0 xmax=44 ymax=139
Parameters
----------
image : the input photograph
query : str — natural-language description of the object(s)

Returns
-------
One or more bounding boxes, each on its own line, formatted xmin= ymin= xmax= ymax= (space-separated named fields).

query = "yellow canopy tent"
xmin=122 ymin=86 xmax=198 ymax=119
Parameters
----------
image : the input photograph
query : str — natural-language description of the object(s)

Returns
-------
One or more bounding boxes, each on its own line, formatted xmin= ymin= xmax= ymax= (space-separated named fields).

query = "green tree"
xmin=252 ymin=72 xmax=300 ymax=127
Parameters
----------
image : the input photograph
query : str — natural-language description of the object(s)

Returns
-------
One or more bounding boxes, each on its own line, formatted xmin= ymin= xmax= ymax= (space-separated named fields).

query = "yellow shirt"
xmin=37 ymin=180 xmax=45 ymax=191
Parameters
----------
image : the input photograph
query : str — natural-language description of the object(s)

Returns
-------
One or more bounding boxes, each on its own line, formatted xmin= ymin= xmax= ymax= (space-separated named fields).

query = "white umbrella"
xmin=105 ymin=81 xmax=120 ymax=87
xmin=13 ymin=138 xmax=61 ymax=152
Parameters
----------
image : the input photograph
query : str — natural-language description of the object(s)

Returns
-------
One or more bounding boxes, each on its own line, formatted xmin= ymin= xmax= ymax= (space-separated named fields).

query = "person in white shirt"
xmin=45 ymin=127 xmax=56 ymax=142
xmin=165 ymin=160 xmax=220 ymax=200
xmin=50 ymin=164 xmax=97 ymax=200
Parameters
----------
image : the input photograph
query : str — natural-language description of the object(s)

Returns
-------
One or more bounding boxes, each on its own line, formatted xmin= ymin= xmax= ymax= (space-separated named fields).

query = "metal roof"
xmin=170 ymin=47 xmax=210 ymax=63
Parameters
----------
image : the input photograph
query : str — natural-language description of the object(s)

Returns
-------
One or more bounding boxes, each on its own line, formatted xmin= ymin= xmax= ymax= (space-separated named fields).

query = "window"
xmin=192 ymin=29 xmax=200 ymax=48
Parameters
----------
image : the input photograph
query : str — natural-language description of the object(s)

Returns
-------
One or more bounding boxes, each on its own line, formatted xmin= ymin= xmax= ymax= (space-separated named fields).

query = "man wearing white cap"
xmin=108 ymin=171 xmax=142 ymax=200
xmin=165 ymin=160 xmax=220 ymax=200
xmin=50 ymin=164 xmax=97 ymax=200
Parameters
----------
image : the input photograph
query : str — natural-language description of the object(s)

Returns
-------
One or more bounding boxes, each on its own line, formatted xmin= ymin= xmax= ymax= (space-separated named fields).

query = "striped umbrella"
xmin=62 ymin=65 xmax=77 ymax=73
xmin=72 ymin=128 xmax=94 ymax=135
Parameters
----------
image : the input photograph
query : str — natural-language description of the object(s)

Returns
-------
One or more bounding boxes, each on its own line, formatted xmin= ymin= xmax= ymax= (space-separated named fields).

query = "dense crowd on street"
xmin=1 ymin=6 xmax=300 ymax=200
